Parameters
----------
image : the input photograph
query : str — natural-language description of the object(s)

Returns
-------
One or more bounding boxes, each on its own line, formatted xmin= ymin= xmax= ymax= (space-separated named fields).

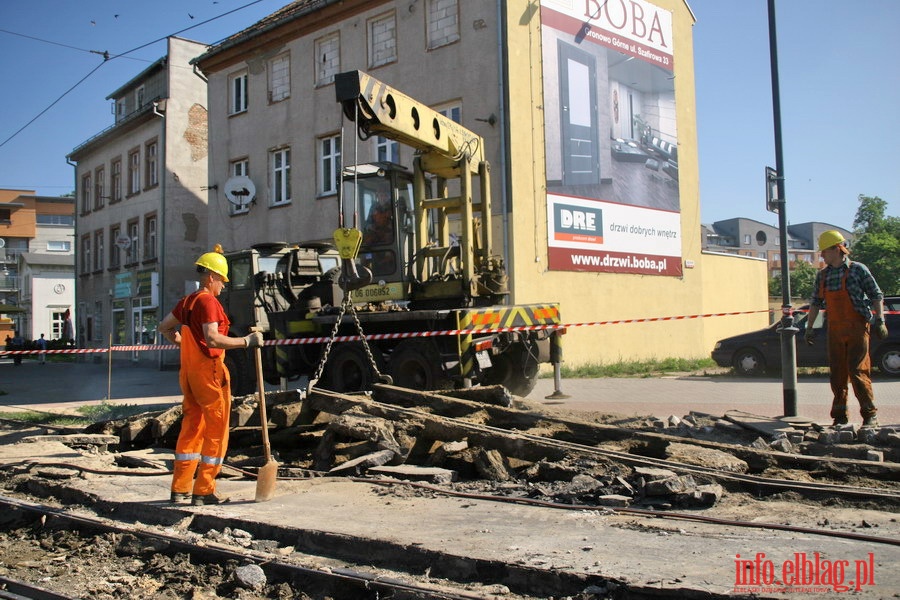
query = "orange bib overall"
xmin=171 ymin=316 xmax=232 ymax=497
xmin=823 ymin=270 xmax=876 ymax=421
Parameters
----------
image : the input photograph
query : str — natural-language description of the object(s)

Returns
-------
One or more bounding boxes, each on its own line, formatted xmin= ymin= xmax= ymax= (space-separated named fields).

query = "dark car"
xmin=712 ymin=296 xmax=900 ymax=377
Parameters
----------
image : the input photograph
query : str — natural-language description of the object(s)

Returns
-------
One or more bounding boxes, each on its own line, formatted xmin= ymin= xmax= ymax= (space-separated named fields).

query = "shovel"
xmin=253 ymin=344 xmax=278 ymax=502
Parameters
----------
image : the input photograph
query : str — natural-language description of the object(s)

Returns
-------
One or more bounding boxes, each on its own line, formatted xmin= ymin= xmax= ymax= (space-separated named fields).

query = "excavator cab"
xmin=342 ymin=162 xmax=420 ymax=302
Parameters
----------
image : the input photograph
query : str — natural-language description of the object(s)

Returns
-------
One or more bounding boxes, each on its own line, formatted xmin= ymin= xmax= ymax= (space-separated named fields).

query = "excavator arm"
xmin=335 ymin=70 xmax=484 ymax=179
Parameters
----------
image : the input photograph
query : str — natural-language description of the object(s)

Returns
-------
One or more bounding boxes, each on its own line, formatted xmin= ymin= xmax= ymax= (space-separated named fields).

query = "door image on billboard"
xmin=559 ymin=41 xmax=599 ymax=186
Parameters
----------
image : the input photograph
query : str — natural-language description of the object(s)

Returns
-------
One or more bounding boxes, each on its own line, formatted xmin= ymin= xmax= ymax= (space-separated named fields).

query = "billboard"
xmin=541 ymin=0 xmax=682 ymax=276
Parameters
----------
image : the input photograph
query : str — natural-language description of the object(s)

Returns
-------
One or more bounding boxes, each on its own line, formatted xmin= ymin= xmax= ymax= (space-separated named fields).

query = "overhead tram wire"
xmin=0 ymin=0 xmax=272 ymax=149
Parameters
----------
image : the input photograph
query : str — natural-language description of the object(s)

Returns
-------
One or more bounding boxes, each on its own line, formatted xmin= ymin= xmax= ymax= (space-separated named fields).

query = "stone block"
xmin=369 ymin=465 xmax=458 ymax=484
xmin=645 ymin=474 xmax=697 ymax=496
xmin=865 ymin=450 xmax=884 ymax=462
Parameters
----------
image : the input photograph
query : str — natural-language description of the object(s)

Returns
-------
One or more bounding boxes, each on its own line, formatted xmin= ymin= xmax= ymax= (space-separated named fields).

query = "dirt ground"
xmin=0 ymin=389 xmax=898 ymax=599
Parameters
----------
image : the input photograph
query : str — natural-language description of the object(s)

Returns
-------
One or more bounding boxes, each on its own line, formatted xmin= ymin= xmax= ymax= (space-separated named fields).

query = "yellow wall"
xmin=503 ymin=1 xmax=769 ymax=366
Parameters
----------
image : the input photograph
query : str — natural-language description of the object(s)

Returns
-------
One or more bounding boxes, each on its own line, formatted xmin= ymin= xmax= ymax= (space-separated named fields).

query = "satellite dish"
xmin=224 ymin=176 xmax=257 ymax=206
xmin=0 ymin=238 xmax=5 ymax=249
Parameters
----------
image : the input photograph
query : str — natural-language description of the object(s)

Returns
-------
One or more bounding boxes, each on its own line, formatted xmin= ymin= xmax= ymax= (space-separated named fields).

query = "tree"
xmin=769 ymin=259 xmax=817 ymax=300
xmin=851 ymin=195 xmax=899 ymax=295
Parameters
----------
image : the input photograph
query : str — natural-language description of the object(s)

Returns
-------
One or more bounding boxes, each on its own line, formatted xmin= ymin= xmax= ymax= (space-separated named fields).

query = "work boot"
xmin=192 ymin=492 xmax=229 ymax=506
xmin=831 ymin=416 xmax=848 ymax=427
xmin=862 ymin=416 xmax=879 ymax=428
xmin=170 ymin=492 xmax=192 ymax=504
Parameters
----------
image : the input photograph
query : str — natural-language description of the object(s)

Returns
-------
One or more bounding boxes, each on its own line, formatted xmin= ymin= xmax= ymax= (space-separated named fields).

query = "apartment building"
xmin=67 ymin=37 xmax=209 ymax=363
xmin=190 ymin=0 xmax=770 ymax=366
xmin=702 ymin=218 xmax=853 ymax=277
xmin=0 ymin=190 xmax=75 ymax=342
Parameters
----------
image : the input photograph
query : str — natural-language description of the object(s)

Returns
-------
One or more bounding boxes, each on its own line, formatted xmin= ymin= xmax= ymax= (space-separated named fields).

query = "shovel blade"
xmin=255 ymin=460 xmax=278 ymax=502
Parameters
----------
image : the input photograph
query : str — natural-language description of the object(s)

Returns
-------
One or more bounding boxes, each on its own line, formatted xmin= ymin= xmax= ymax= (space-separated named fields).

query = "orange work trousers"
xmin=824 ymin=287 xmax=876 ymax=421
xmin=171 ymin=328 xmax=232 ymax=497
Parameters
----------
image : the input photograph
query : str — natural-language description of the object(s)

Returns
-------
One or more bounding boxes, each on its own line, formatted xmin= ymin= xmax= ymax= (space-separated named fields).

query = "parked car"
xmin=712 ymin=296 xmax=900 ymax=377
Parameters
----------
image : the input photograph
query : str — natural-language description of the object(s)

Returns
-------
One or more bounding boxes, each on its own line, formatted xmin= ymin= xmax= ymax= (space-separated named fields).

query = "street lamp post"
xmin=767 ymin=0 xmax=798 ymax=417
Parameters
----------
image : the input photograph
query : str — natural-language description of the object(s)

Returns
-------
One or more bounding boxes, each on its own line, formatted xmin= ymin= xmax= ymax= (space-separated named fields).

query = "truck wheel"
xmin=389 ymin=340 xmax=453 ymax=391
xmin=322 ymin=342 xmax=384 ymax=393
xmin=225 ymin=348 xmax=255 ymax=397
xmin=875 ymin=345 xmax=900 ymax=377
xmin=482 ymin=347 xmax=539 ymax=397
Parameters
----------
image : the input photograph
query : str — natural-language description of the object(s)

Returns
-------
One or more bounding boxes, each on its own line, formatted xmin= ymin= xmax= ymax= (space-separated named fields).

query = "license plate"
xmin=476 ymin=350 xmax=492 ymax=369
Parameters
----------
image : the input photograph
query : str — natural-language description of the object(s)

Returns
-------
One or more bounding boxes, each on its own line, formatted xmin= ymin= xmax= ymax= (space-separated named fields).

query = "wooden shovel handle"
xmin=254 ymin=346 xmax=272 ymax=462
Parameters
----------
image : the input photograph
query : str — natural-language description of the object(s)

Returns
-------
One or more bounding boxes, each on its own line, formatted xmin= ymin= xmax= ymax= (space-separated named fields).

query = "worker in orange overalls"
xmin=805 ymin=231 xmax=888 ymax=428
xmin=158 ymin=245 xmax=263 ymax=506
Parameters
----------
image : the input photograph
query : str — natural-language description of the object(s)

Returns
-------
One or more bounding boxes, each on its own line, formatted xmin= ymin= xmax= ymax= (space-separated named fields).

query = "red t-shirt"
xmin=172 ymin=291 xmax=230 ymax=358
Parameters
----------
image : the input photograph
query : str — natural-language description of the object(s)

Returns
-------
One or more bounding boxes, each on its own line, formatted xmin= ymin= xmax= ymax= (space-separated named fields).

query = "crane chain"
xmin=305 ymin=292 xmax=391 ymax=395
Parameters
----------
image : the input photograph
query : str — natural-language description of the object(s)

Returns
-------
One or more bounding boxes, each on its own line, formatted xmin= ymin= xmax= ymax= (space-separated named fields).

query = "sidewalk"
xmin=2 ymin=358 xmax=898 ymax=426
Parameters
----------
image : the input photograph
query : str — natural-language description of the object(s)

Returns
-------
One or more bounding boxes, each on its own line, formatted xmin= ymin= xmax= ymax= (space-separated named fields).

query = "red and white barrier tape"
xmin=3 ymin=308 xmax=777 ymax=355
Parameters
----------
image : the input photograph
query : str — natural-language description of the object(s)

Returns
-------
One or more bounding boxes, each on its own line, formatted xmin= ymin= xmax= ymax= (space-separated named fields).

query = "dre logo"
xmin=554 ymin=203 xmax=603 ymax=243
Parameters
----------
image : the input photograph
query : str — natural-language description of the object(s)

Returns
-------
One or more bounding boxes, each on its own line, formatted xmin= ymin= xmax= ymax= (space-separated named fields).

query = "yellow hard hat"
xmin=817 ymin=230 xmax=847 ymax=252
xmin=195 ymin=244 xmax=229 ymax=281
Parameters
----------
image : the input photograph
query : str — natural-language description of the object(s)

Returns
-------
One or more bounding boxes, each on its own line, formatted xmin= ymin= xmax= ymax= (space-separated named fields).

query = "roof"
xmin=192 ymin=0 xmax=339 ymax=67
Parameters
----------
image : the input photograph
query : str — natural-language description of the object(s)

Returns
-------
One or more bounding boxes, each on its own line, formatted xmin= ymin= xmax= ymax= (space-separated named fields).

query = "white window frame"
xmin=270 ymin=148 xmax=291 ymax=206
xmin=230 ymin=159 xmax=250 ymax=215
xmin=315 ymin=32 xmax=341 ymax=86
xmin=268 ymin=53 xmax=291 ymax=103
xmin=94 ymin=166 xmax=105 ymax=210
xmin=128 ymin=149 xmax=141 ymax=195
xmin=426 ymin=0 xmax=460 ymax=50
xmin=229 ymin=70 xmax=248 ymax=114
xmin=144 ymin=214 xmax=157 ymax=260
xmin=93 ymin=230 xmax=104 ymax=271
xmin=47 ymin=240 xmax=71 ymax=252
xmin=319 ymin=135 xmax=341 ymax=196
xmin=437 ymin=103 xmax=462 ymax=124
xmin=116 ymin=98 xmax=126 ymax=121
xmin=81 ymin=235 xmax=91 ymax=275
xmin=145 ymin=140 xmax=158 ymax=188
xmin=109 ymin=224 xmax=121 ymax=268
xmin=81 ymin=173 xmax=92 ymax=214
xmin=127 ymin=220 xmax=139 ymax=264
xmin=376 ymin=136 xmax=399 ymax=163
xmin=368 ymin=12 xmax=397 ymax=68
xmin=111 ymin=158 xmax=122 ymax=202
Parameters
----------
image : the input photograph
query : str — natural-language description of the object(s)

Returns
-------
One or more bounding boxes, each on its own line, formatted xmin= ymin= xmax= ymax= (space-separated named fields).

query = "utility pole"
xmin=767 ymin=0 xmax=798 ymax=417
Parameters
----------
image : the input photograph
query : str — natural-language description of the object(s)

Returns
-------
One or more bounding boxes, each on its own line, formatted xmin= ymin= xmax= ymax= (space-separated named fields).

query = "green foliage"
xmin=76 ymin=401 xmax=144 ymax=421
xmin=769 ymin=259 xmax=817 ymax=301
xmin=852 ymin=195 xmax=900 ymax=294
xmin=557 ymin=357 xmax=717 ymax=378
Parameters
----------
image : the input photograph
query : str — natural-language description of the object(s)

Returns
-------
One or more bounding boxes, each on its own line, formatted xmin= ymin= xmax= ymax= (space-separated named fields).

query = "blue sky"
xmin=1 ymin=0 xmax=897 ymax=232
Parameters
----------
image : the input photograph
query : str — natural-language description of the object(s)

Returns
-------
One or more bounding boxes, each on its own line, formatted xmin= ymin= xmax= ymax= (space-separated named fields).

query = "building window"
xmin=145 ymin=140 xmax=158 ymax=188
xmin=128 ymin=148 xmax=141 ymax=195
xmin=743 ymin=234 xmax=751 ymax=245
xmin=81 ymin=173 xmax=92 ymax=214
xmin=315 ymin=32 xmax=340 ymax=86
xmin=136 ymin=85 xmax=145 ymax=110
xmin=229 ymin=70 xmax=248 ymax=114
xmin=37 ymin=214 xmax=74 ymax=226
xmin=126 ymin=219 xmax=139 ymax=264
xmin=144 ymin=214 xmax=157 ymax=260
xmin=94 ymin=166 xmax=105 ymax=210
xmin=269 ymin=53 xmax=290 ymax=103
xmin=319 ymin=135 xmax=341 ymax=196
xmin=93 ymin=230 xmax=104 ymax=272
xmin=116 ymin=98 xmax=126 ymax=121
xmin=270 ymin=148 xmax=291 ymax=206
xmin=111 ymin=158 xmax=122 ymax=203
xmin=369 ymin=12 xmax=397 ymax=68
xmin=47 ymin=240 xmax=71 ymax=252
xmin=230 ymin=159 xmax=250 ymax=215
xmin=376 ymin=136 xmax=399 ymax=163
xmin=426 ymin=0 xmax=459 ymax=50
xmin=80 ymin=235 xmax=91 ymax=275
xmin=110 ymin=224 xmax=121 ymax=268
xmin=437 ymin=103 xmax=461 ymax=123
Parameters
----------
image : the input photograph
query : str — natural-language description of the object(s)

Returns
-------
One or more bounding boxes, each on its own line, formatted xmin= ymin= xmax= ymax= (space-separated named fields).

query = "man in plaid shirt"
xmin=805 ymin=230 xmax=888 ymax=428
